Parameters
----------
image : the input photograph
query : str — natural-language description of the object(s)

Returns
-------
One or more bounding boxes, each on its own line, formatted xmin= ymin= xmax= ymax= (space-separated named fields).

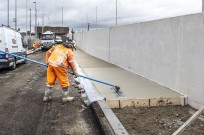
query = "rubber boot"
xmin=62 ymin=88 xmax=74 ymax=102
xmin=43 ymin=87 xmax=52 ymax=102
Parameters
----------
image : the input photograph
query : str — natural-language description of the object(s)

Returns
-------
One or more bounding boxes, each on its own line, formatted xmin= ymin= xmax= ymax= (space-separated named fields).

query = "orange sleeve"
xmin=46 ymin=46 xmax=55 ymax=64
xmin=67 ymin=50 xmax=78 ymax=74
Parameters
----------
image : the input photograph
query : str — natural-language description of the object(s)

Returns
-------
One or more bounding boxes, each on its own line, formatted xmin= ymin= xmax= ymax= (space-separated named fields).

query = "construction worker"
xmin=32 ymin=39 xmax=41 ymax=49
xmin=32 ymin=39 xmax=41 ymax=52
xmin=71 ymin=40 xmax=77 ymax=51
xmin=43 ymin=40 xmax=78 ymax=102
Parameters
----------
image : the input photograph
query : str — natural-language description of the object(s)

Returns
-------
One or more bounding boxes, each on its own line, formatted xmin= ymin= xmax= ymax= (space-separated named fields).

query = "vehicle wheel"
xmin=22 ymin=55 xmax=27 ymax=64
xmin=41 ymin=48 xmax=44 ymax=52
xmin=10 ymin=60 xmax=16 ymax=70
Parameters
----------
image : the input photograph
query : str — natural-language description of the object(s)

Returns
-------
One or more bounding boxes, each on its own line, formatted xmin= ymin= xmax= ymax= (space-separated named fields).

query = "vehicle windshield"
xmin=41 ymin=34 xmax=55 ymax=40
xmin=56 ymin=37 xmax=61 ymax=40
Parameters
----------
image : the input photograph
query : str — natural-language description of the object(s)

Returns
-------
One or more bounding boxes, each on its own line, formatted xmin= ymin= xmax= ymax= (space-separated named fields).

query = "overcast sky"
xmin=0 ymin=0 xmax=202 ymax=32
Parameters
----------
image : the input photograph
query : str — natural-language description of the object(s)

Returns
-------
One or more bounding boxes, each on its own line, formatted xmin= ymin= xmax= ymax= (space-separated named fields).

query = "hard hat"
xmin=63 ymin=41 xmax=74 ymax=48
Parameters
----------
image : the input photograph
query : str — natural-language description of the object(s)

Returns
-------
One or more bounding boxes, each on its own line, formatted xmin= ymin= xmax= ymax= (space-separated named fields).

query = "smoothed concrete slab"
xmin=75 ymin=49 xmax=183 ymax=108
xmin=83 ymin=67 xmax=181 ymax=99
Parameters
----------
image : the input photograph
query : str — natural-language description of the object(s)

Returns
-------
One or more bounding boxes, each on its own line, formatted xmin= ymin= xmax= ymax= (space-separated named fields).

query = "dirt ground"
xmin=0 ymin=51 xmax=100 ymax=135
xmin=113 ymin=105 xmax=204 ymax=135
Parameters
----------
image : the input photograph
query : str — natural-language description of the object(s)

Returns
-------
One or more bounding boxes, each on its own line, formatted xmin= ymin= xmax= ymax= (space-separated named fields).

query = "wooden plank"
xmin=120 ymin=99 xmax=149 ymax=108
xmin=172 ymin=105 xmax=204 ymax=135
xmin=150 ymin=97 xmax=181 ymax=106
xmin=106 ymin=100 xmax=120 ymax=108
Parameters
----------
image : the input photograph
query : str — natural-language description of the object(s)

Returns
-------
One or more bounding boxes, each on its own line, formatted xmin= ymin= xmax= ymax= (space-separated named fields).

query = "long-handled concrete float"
xmin=0 ymin=50 xmax=125 ymax=97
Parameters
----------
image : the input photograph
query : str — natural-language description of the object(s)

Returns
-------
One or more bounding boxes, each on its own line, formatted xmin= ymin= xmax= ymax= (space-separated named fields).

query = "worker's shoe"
xmin=74 ymin=78 xmax=80 ymax=85
xmin=62 ymin=88 xmax=74 ymax=102
xmin=43 ymin=87 xmax=52 ymax=102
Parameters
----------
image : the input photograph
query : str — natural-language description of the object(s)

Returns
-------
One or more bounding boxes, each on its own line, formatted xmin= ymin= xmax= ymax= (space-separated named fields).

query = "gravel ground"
xmin=113 ymin=105 xmax=204 ymax=135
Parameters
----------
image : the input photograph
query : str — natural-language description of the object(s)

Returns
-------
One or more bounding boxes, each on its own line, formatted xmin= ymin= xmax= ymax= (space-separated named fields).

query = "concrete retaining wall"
xmin=76 ymin=13 xmax=204 ymax=108
xmin=77 ymin=29 xmax=110 ymax=62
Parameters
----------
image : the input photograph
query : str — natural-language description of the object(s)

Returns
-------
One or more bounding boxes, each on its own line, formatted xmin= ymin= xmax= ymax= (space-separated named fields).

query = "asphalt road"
xmin=0 ymin=51 xmax=101 ymax=135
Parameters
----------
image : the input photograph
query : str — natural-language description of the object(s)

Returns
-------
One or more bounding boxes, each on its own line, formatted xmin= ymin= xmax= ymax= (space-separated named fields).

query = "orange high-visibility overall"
xmin=46 ymin=44 xmax=77 ymax=89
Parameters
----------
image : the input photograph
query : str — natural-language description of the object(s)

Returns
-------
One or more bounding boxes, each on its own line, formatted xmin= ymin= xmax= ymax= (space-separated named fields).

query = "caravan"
xmin=0 ymin=26 xmax=27 ymax=70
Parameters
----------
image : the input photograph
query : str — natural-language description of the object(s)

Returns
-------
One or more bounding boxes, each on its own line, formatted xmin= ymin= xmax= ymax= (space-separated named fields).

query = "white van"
xmin=0 ymin=26 xmax=27 ymax=70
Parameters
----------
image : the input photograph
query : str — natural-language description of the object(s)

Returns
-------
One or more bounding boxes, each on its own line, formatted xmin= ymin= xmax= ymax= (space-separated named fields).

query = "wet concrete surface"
xmin=74 ymin=49 xmax=182 ymax=100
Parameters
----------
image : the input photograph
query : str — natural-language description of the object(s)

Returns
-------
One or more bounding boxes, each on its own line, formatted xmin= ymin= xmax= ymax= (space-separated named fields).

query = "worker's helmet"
xmin=63 ymin=41 xmax=74 ymax=48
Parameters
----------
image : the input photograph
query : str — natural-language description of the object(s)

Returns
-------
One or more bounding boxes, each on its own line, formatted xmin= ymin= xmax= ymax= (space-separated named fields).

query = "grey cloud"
xmin=0 ymin=0 xmax=202 ymax=32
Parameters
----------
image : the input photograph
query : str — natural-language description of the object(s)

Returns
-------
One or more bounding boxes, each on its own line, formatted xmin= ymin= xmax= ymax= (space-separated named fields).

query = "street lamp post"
xmin=26 ymin=0 xmax=28 ymax=46
xmin=7 ymin=0 xmax=9 ymax=27
xmin=29 ymin=9 xmax=31 ymax=49
xmin=116 ymin=0 xmax=118 ymax=26
xmin=96 ymin=6 xmax=97 ymax=29
xmin=37 ymin=10 xmax=39 ymax=26
xmin=26 ymin=0 xmax=28 ymax=34
xmin=62 ymin=6 xmax=63 ymax=27
xmin=42 ymin=17 xmax=44 ymax=34
xmin=48 ymin=17 xmax=50 ymax=26
xmin=15 ymin=0 xmax=17 ymax=30
xmin=41 ymin=14 xmax=46 ymax=34
xmin=87 ymin=14 xmax=89 ymax=31
xmin=33 ymin=1 xmax=37 ymax=38
xmin=36 ymin=9 xmax=38 ymax=38
xmin=71 ymin=29 xmax=75 ymax=40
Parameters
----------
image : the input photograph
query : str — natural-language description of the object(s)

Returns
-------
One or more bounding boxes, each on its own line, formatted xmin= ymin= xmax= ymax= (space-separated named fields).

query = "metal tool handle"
xmin=68 ymin=71 xmax=114 ymax=87
xmin=0 ymin=50 xmax=48 ymax=67
xmin=0 ymin=50 xmax=115 ymax=87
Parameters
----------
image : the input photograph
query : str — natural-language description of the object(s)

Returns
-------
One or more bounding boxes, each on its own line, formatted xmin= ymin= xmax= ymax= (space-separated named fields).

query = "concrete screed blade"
xmin=111 ymin=87 xmax=126 ymax=98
